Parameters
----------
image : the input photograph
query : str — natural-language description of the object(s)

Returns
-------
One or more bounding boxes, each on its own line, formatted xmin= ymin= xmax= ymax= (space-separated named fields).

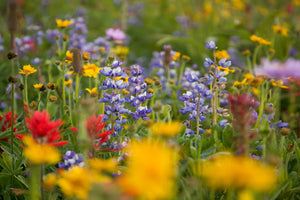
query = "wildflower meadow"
xmin=1 ymin=0 xmax=300 ymax=199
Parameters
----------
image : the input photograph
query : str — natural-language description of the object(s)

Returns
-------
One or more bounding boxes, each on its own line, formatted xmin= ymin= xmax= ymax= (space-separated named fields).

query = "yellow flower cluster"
xmin=23 ymin=136 xmax=60 ymax=165
xmin=64 ymin=80 xmax=73 ymax=86
xmin=85 ymin=87 xmax=98 ymax=96
xmin=45 ymin=158 xmax=117 ymax=199
xmin=215 ymin=50 xmax=230 ymax=60
xmin=233 ymin=73 xmax=263 ymax=87
xmin=65 ymin=50 xmax=73 ymax=64
xmin=111 ymin=46 xmax=129 ymax=56
xmin=150 ymin=122 xmax=182 ymax=136
xmin=198 ymin=154 xmax=276 ymax=191
xmin=56 ymin=19 xmax=73 ymax=28
xmin=250 ymin=35 xmax=271 ymax=46
xmin=82 ymin=63 xmax=101 ymax=78
xmin=271 ymin=79 xmax=288 ymax=89
xmin=19 ymin=65 xmax=37 ymax=76
xmin=33 ymin=83 xmax=43 ymax=89
xmin=218 ymin=66 xmax=235 ymax=75
xmin=272 ymin=25 xmax=288 ymax=36
xmin=118 ymin=139 xmax=178 ymax=199
xmin=57 ymin=167 xmax=93 ymax=199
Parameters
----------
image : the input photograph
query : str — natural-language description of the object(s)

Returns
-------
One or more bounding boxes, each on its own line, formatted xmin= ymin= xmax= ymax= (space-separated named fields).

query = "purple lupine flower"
xmin=58 ymin=151 xmax=84 ymax=169
xmin=219 ymin=119 xmax=230 ymax=128
xmin=203 ymin=58 xmax=214 ymax=68
xmin=205 ymin=41 xmax=216 ymax=49
xmin=31 ymin=57 xmax=42 ymax=65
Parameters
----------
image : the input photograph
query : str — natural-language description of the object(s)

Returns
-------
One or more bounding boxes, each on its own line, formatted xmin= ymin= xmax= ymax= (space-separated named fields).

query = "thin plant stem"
xmin=37 ymin=92 xmax=41 ymax=111
xmin=62 ymin=67 xmax=66 ymax=107
xmin=46 ymin=90 xmax=50 ymax=113
xmin=40 ymin=164 xmax=45 ymax=200
xmin=75 ymin=74 xmax=80 ymax=105
xmin=10 ymin=82 xmax=15 ymax=189
xmin=25 ymin=76 xmax=29 ymax=108
xmin=68 ymin=88 xmax=73 ymax=126
xmin=212 ymin=49 xmax=218 ymax=125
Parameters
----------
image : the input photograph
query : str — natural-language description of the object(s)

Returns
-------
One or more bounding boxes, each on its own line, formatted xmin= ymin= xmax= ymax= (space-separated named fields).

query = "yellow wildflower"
xmin=23 ymin=136 xmax=60 ymax=165
xmin=250 ymin=35 xmax=271 ymax=46
xmin=64 ymin=80 xmax=73 ymax=86
xmin=49 ymin=95 xmax=57 ymax=102
xmin=232 ymin=0 xmax=245 ymax=10
xmin=123 ymin=89 xmax=130 ymax=95
xmin=57 ymin=167 xmax=93 ymax=200
xmin=251 ymin=88 xmax=260 ymax=97
xmin=198 ymin=154 xmax=276 ymax=191
xmin=115 ymin=76 xmax=129 ymax=83
xmin=33 ymin=83 xmax=43 ymax=89
xmin=272 ymin=25 xmax=288 ymax=36
xmin=145 ymin=78 xmax=154 ymax=85
xmin=182 ymin=55 xmax=191 ymax=61
xmin=293 ymin=0 xmax=300 ymax=6
xmin=215 ymin=50 xmax=230 ymax=60
xmin=242 ymin=50 xmax=250 ymax=56
xmin=19 ymin=65 xmax=37 ymax=76
xmin=83 ymin=52 xmax=90 ymax=60
xmin=85 ymin=87 xmax=98 ymax=97
xmin=242 ymin=73 xmax=263 ymax=87
xmin=118 ymin=139 xmax=178 ymax=199
xmin=43 ymin=174 xmax=57 ymax=190
xmin=238 ymin=190 xmax=254 ymax=200
xmin=218 ymin=66 xmax=235 ymax=75
xmin=172 ymin=52 xmax=181 ymax=61
xmin=56 ymin=19 xmax=73 ymax=28
xmin=82 ymin=63 xmax=100 ymax=78
xmin=65 ymin=50 xmax=73 ymax=64
xmin=270 ymin=79 xmax=288 ymax=89
xmin=269 ymin=48 xmax=275 ymax=53
xmin=150 ymin=122 xmax=182 ymax=136
xmin=88 ymin=158 xmax=117 ymax=173
xmin=111 ymin=46 xmax=129 ymax=56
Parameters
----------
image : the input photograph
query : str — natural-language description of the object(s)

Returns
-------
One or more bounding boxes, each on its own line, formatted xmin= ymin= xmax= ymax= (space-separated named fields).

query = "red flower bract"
xmin=0 ymin=111 xmax=18 ymax=142
xmin=24 ymin=110 xmax=67 ymax=146
xmin=86 ymin=115 xmax=113 ymax=148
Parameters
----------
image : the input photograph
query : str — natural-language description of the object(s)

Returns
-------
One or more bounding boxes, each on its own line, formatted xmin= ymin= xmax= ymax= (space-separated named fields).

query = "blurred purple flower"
xmin=106 ymin=28 xmax=126 ymax=41
xmin=255 ymin=58 xmax=300 ymax=79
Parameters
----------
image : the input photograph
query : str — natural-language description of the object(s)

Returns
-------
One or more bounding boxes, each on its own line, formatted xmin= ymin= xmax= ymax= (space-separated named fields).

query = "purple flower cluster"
xmin=58 ymin=151 xmax=84 ymax=169
xmin=106 ymin=28 xmax=126 ymax=41
xmin=255 ymin=58 xmax=300 ymax=79
xmin=126 ymin=65 xmax=152 ymax=120
xmin=99 ymin=59 xmax=130 ymax=136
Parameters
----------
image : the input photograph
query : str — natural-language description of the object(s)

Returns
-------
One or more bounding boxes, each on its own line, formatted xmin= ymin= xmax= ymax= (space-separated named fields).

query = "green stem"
xmin=46 ymin=90 xmax=50 ymax=113
xmin=252 ymin=46 xmax=259 ymax=70
xmin=75 ymin=74 xmax=80 ymax=105
xmin=40 ymin=164 xmax=44 ymax=200
xmin=178 ymin=61 xmax=186 ymax=85
xmin=25 ymin=76 xmax=29 ymax=108
xmin=68 ymin=89 xmax=73 ymax=126
xmin=47 ymin=63 xmax=52 ymax=82
xmin=37 ymin=92 xmax=41 ymax=111
xmin=246 ymin=55 xmax=252 ymax=75
xmin=212 ymin=49 xmax=218 ymax=125
xmin=10 ymin=83 xmax=15 ymax=189
xmin=62 ymin=68 xmax=66 ymax=107
xmin=30 ymin=165 xmax=41 ymax=200
xmin=89 ymin=77 xmax=92 ymax=89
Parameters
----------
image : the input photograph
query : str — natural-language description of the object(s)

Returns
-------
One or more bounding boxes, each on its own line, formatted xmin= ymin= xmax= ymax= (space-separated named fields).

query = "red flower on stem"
xmin=0 ymin=111 xmax=18 ymax=142
xmin=70 ymin=114 xmax=114 ymax=150
xmin=16 ymin=110 xmax=67 ymax=146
